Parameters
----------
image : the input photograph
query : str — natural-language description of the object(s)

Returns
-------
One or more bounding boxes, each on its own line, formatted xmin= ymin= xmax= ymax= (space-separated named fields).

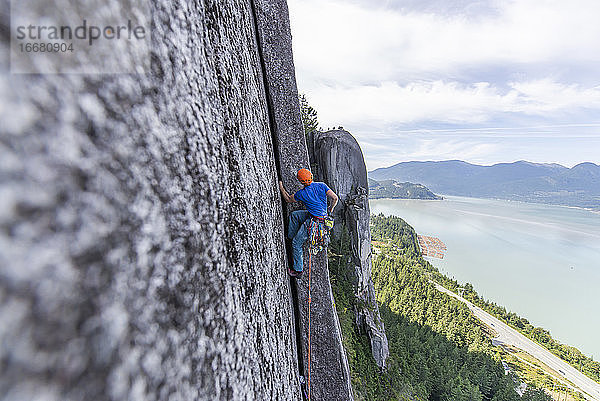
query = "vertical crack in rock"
xmin=252 ymin=1 xmax=354 ymax=399
xmin=249 ymin=0 xmax=305 ymax=388
xmin=307 ymin=129 xmax=390 ymax=369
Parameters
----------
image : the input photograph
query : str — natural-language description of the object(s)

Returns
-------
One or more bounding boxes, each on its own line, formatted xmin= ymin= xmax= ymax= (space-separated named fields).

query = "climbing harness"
xmin=307 ymin=216 xmax=334 ymax=255
xmin=305 ymin=216 xmax=334 ymax=400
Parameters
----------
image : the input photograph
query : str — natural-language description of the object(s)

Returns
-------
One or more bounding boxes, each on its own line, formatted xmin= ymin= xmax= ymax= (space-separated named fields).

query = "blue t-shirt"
xmin=294 ymin=182 xmax=330 ymax=217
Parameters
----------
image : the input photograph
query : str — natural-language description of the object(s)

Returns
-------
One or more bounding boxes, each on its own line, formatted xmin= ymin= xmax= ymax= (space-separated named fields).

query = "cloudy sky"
xmin=287 ymin=0 xmax=600 ymax=170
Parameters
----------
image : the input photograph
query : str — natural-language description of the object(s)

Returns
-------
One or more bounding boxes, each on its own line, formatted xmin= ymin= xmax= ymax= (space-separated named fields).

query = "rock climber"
xmin=279 ymin=168 xmax=338 ymax=277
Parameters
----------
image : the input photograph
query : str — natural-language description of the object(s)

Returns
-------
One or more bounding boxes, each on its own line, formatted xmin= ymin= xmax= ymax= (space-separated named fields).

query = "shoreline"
xmin=423 ymin=244 xmax=599 ymax=361
xmin=369 ymin=196 xmax=600 ymax=359
xmin=371 ymin=194 xmax=600 ymax=213
xmin=369 ymin=196 xmax=443 ymax=201
xmin=433 ymin=282 xmax=600 ymax=401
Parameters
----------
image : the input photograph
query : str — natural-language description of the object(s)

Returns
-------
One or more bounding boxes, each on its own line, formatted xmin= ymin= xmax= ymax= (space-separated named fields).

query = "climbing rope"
xmin=305 ymin=216 xmax=333 ymax=401
xmin=308 ymin=250 xmax=312 ymax=401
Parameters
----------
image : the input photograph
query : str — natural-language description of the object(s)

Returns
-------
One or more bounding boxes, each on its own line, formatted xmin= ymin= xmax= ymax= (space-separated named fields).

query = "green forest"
xmin=328 ymin=216 xmax=553 ymax=401
xmin=368 ymin=179 xmax=442 ymax=200
xmin=369 ymin=214 xmax=600 ymax=386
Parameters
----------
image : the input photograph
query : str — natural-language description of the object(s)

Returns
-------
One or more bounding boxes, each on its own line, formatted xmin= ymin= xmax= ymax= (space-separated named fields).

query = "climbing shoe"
xmin=288 ymin=267 xmax=303 ymax=278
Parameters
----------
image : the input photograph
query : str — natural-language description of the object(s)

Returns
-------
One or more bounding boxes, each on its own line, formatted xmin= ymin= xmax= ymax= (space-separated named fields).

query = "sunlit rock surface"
xmin=253 ymin=2 xmax=354 ymax=399
xmin=308 ymin=129 xmax=390 ymax=369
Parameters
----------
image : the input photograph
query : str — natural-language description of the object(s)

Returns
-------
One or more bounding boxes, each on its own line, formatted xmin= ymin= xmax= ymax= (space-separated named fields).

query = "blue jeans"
xmin=288 ymin=210 xmax=310 ymax=272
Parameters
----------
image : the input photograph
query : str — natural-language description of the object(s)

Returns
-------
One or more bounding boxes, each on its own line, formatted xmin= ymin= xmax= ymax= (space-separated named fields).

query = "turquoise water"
xmin=370 ymin=196 xmax=600 ymax=359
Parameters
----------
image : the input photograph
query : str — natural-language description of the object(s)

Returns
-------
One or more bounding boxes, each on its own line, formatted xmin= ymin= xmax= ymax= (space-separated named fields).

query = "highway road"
xmin=433 ymin=283 xmax=600 ymax=401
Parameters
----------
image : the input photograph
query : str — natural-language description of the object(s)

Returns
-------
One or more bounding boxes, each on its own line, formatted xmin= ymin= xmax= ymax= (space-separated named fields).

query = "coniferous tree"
xmin=299 ymin=94 xmax=320 ymax=138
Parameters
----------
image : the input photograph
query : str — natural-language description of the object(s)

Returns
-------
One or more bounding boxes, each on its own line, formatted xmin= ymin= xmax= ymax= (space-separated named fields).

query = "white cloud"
xmin=289 ymin=0 xmax=600 ymax=87
xmin=359 ymin=136 xmax=504 ymax=169
xmin=287 ymin=0 xmax=600 ymax=166
xmin=509 ymin=80 xmax=600 ymax=114
xmin=311 ymin=79 xmax=600 ymax=129
xmin=360 ymin=132 xmax=600 ymax=170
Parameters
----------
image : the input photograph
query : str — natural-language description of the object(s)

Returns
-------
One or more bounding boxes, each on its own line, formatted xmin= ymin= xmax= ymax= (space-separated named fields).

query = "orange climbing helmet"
xmin=297 ymin=168 xmax=313 ymax=186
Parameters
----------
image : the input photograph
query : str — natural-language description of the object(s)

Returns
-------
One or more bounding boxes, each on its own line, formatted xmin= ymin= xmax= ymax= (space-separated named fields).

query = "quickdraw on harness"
xmin=305 ymin=215 xmax=334 ymax=401
xmin=307 ymin=216 xmax=334 ymax=254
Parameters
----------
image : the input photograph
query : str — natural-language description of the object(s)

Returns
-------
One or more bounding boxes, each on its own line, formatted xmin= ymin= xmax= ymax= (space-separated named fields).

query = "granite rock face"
xmin=252 ymin=0 xmax=310 ymax=183
xmin=308 ymin=130 xmax=390 ymax=369
xmin=295 ymin=250 xmax=354 ymax=400
xmin=0 ymin=1 xmax=304 ymax=400
xmin=253 ymin=2 xmax=354 ymax=398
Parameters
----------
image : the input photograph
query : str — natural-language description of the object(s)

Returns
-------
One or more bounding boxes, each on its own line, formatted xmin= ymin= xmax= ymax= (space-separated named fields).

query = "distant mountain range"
xmin=369 ymin=178 xmax=442 ymax=200
xmin=369 ymin=160 xmax=600 ymax=210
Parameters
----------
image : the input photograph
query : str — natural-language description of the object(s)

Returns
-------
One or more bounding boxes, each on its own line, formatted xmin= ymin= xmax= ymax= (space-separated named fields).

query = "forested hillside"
xmin=368 ymin=178 xmax=442 ymax=200
xmin=370 ymin=214 xmax=600 ymax=386
xmin=328 ymin=219 xmax=552 ymax=400
xmin=369 ymin=160 xmax=600 ymax=210
xmin=427 ymin=268 xmax=600 ymax=386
